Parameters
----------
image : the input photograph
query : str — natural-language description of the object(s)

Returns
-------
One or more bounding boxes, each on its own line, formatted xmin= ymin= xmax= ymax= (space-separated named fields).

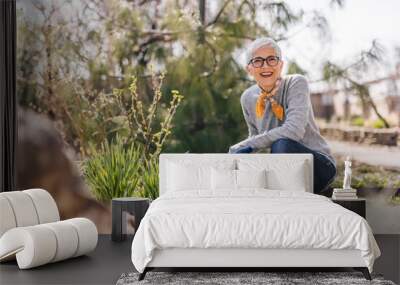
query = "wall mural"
xmin=16 ymin=0 xmax=399 ymax=234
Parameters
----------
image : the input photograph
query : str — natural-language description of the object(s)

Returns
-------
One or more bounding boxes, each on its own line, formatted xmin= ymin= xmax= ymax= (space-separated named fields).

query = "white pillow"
xmin=236 ymin=169 xmax=267 ymax=189
xmin=211 ymin=168 xmax=236 ymax=190
xmin=237 ymin=158 xmax=307 ymax=192
xmin=167 ymin=159 xmax=235 ymax=192
xmin=167 ymin=162 xmax=209 ymax=191
xmin=211 ymin=168 xmax=267 ymax=191
xmin=266 ymin=164 xmax=306 ymax=191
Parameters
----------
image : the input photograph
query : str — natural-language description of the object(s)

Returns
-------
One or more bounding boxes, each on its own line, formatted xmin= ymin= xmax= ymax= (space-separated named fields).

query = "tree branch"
xmin=205 ymin=0 xmax=232 ymax=27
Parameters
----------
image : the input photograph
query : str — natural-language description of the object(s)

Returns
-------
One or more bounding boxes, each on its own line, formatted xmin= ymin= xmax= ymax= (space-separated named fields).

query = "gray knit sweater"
xmin=229 ymin=74 xmax=336 ymax=166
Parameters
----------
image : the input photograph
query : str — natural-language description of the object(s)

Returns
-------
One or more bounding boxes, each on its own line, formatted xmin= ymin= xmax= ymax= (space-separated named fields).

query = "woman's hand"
xmin=233 ymin=146 xmax=253 ymax=154
xmin=228 ymin=139 xmax=254 ymax=153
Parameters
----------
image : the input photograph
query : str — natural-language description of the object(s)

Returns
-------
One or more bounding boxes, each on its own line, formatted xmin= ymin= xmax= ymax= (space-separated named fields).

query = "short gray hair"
xmin=244 ymin=37 xmax=282 ymax=66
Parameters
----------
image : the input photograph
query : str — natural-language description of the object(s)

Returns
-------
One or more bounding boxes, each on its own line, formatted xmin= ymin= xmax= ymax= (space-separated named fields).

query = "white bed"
xmin=131 ymin=154 xmax=380 ymax=280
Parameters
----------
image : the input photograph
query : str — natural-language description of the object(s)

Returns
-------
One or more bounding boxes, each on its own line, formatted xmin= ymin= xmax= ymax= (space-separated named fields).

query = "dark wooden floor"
xmin=0 ymin=235 xmax=134 ymax=285
xmin=0 ymin=234 xmax=398 ymax=285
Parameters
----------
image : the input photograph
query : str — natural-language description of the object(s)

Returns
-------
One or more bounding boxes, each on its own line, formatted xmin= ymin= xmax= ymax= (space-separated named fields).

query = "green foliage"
xmin=84 ymin=135 xmax=161 ymax=201
xmin=16 ymin=0 xmax=348 ymax=155
xmin=138 ymin=158 xmax=159 ymax=200
xmin=393 ymin=180 xmax=400 ymax=189
xmin=362 ymin=173 xmax=387 ymax=189
xmin=331 ymin=159 xmax=399 ymax=191
xmin=350 ymin=116 xmax=364 ymax=127
xmin=54 ymin=70 xmax=183 ymax=158
xmin=287 ymin=61 xmax=307 ymax=76
xmin=84 ymin=136 xmax=143 ymax=201
xmin=78 ymin=70 xmax=181 ymax=200
xmin=113 ymin=73 xmax=184 ymax=158
xmin=371 ymin=118 xmax=386 ymax=129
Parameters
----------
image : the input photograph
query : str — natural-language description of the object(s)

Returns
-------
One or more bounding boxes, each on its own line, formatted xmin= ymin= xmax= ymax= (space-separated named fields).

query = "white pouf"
xmin=24 ymin=188 xmax=60 ymax=223
xmin=0 ymin=189 xmax=60 ymax=236
xmin=42 ymin=220 xmax=79 ymax=262
xmin=1 ymin=191 xmax=40 ymax=227
xmin=0 ymin=189 xmax=98 ymax=269
xmin=66 ymin=218 xmax=98 ymax=257
xmin=0 ymin=196 xmax=17 ymax=237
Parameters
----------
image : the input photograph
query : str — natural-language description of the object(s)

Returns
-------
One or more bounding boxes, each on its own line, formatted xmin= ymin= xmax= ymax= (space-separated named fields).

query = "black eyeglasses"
xmin=249 ymin=56 xmax=280 ymax=68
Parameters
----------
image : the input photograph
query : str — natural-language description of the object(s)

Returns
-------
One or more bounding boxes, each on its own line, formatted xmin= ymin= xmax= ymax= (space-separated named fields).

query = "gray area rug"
xmin=116 ymin=271 xmax=396 ymax=285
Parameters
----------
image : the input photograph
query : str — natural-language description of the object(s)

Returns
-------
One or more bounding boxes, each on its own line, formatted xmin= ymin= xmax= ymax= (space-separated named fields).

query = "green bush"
xmin=356 ymin=164 xmax=376 ymax=174
xmin=83 ymin=135 xmax=161 ymax=201
xmin=331 ymin=158 xmax=397 ymax=191
xmin=84 ymin=136 xmax=143 ymax=201
xmin=139 ymin=158 xmax=159 ymax=200
xmin=350 ymin=116 xmax=364 ymax=127
xmin=372 ymin=118 xmax=386 ymax=129
xmin=362 ymin=173 xmax=387 ymax=189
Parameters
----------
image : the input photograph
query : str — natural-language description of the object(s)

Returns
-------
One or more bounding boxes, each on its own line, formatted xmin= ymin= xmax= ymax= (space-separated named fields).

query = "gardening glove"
xmin=228 ymin=139 xmax=253 ymax=153
xmin=233 ymin=146 xmax=253 ymax=153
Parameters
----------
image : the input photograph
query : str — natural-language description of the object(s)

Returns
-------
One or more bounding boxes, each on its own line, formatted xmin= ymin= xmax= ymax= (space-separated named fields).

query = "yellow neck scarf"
xmin=255 ymin=86 xmax=284 ymax=120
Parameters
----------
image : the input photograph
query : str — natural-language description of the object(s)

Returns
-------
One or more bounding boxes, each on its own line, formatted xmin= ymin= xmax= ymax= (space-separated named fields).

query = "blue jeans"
xmin=271 ymin=138 xmax=337 ymax=194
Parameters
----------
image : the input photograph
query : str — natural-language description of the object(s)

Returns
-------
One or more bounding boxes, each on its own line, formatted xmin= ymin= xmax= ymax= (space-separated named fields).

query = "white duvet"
xmin=131 ymin=190 xmax=380 ymax=273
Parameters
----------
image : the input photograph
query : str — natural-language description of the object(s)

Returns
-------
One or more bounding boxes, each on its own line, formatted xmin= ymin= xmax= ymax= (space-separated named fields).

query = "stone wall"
xmin=320 ymin=125 xmax=399 ymax=146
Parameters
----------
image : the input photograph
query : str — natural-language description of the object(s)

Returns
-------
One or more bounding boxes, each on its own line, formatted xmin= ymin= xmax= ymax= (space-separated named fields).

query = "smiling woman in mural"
xmin=229 ymin=37 xmax=337 ymax=194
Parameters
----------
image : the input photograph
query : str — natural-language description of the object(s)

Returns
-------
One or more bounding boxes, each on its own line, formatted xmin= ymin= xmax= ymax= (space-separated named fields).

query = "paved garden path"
xmin=327 ymin=139 xmax=400 ymax=170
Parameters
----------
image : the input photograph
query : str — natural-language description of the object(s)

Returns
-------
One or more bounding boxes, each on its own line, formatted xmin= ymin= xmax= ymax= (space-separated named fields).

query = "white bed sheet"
xmin=131 ymin=190 xmax=380 ymax=273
